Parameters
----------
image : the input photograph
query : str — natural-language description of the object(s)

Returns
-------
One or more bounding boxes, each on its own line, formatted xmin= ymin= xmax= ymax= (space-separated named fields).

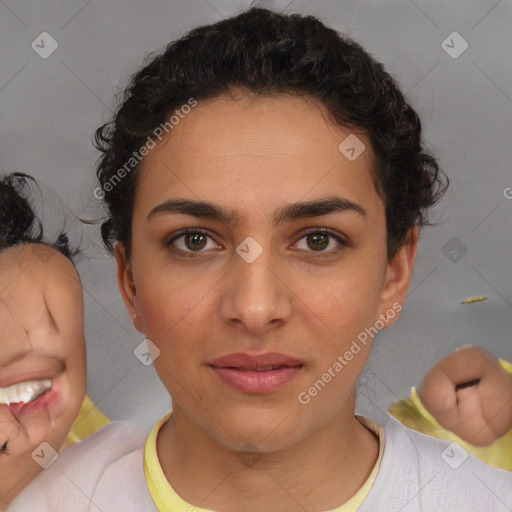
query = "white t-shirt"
xmin=8 ymin=414 xmax=512 ymax=512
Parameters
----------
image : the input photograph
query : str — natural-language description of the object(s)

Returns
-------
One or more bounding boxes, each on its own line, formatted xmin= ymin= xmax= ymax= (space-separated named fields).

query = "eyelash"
xmin=166 ymin=227 xmax=349 ymax=259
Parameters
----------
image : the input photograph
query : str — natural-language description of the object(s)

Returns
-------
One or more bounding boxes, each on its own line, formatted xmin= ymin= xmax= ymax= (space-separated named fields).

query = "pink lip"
xmin=210 ymin=366 xmax=303 ymax=393
xmin=2 ymin=390 xmax=57 ymax=416
xmin=208 ymin=352 xmax=303 ymax=368
xmin=208 ymin=352 xmax=304 ymax=394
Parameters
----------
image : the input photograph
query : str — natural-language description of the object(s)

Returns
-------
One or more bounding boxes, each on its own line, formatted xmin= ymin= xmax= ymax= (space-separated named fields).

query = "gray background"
xmin=0 ymin=0 xmax=511 ymax=431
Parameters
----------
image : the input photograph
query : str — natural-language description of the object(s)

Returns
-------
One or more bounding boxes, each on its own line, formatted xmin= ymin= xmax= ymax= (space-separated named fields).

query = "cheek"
xmin=61 ymin=315 xmax=87 ymax=367
xmin=139 ymin=281 xmax=201 ymax=339
xmin=135 ymin=248 xmax=205 ymax=333
xmin=55 ymin=321 xmax=87 ymax=415
xmin=137 ymin=276 xmax=215 ymax=373
xmin=296 ymin=263 xmax=385 ymax=375
xmin=66 ymin=336 xmax=87 ymax=393
xmin=135 ymin=238 xmax=225 ymax=329
xmin=301 ymin=258 xmax=385 ymax=333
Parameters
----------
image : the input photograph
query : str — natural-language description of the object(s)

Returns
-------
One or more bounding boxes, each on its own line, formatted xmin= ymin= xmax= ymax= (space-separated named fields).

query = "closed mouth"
xmin=215 ymin=364 xmax=304 ymax=372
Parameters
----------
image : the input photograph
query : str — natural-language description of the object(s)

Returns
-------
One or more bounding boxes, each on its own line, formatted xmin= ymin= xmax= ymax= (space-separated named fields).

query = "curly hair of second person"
xmin=94 ymin=7 xmax=448 ymax=259
xmin=0 ymin=172 xmax=74 ymax=259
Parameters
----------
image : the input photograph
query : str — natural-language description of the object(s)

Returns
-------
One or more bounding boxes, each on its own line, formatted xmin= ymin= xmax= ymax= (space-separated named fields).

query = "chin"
xmin=210 ymin=412 xmax=303 ymax=453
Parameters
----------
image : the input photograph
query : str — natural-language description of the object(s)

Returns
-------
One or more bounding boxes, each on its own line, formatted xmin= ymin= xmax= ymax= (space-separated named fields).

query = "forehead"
xmin=135 ymin=93 xmax=382 ymax=223
xmin=0 ymin=245 xmax=80 ymax=330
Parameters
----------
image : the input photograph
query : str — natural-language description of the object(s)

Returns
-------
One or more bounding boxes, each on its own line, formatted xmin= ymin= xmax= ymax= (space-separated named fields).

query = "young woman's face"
xmin=116 ymin=93 xmax=416 ymax=451
xmin=0 ymin=244 xmax=86 ymax=460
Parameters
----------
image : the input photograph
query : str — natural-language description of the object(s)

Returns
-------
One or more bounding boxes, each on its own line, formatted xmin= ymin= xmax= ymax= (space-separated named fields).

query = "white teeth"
xmin=0 ymin=379 xmax=52 ymax=406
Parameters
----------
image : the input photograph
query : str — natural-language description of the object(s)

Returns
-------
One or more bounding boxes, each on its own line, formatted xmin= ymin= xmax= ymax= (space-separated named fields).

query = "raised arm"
xmin=419 ymin=346 xmax=512 ymax=446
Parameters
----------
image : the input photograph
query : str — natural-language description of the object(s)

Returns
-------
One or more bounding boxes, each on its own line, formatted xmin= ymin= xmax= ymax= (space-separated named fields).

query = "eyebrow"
xmin=147 ymin=196 xmax=367 ymax=225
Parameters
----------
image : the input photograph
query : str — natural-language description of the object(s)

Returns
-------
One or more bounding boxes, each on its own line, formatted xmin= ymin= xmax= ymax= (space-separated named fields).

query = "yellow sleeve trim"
xmin=61 ymin=395 xmax=110 ymax=450
xmin=499 ymin=359 xmax=512 ymax=377
xmin=390 ymin=383 xmax=512 ymax=471
xmin=389 ymin=387 xmax=441 ymax=438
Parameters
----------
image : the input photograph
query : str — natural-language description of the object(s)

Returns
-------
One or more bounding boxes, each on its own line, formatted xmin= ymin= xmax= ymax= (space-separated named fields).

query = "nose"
xmin=218 ymin=246 xmax=293 ymax=336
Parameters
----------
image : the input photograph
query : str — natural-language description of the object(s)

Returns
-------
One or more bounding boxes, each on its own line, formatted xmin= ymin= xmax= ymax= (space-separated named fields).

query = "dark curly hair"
xmin=94 ymin=7 xmax=448 ymax=260
xmin=0 ymin=172 xmax=74 ymax=259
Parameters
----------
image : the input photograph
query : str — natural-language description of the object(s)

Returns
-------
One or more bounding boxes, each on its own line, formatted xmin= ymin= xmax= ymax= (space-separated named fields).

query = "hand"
xmin=419 ymin=346 xmax=512 ymax=446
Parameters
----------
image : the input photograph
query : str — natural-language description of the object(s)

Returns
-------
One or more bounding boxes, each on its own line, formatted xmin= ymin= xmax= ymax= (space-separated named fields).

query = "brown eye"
xmin=294 ymin=228 xmax=348 ymax=257
xmin=184 ymin=232 xmax=207 ymax=251
xmin=306 ymin=232 xmax=329 ymax=251
xmin=167 ymin=228 xmax=222 ymax=255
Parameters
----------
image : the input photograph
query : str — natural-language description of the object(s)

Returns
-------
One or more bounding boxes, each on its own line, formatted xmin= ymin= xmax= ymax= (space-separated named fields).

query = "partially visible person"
xmin=391 ymin=346 xmax=512 ymax=470
xmin=0 ymin=172 xmax=108 ymax=508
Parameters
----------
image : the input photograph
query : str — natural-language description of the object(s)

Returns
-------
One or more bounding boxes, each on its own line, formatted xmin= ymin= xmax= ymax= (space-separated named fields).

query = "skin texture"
xmin=419 ymin=346 xmax=512 ymax=446
xmin=115 ymin=92 xmax=418 ymax=512
xmin=0 ymin=244 xmax=86 ymax=508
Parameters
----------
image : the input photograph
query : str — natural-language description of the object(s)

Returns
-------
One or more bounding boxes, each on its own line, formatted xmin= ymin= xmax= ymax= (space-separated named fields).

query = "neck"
xmin=157 ymin=396 xmax=379 ymax=512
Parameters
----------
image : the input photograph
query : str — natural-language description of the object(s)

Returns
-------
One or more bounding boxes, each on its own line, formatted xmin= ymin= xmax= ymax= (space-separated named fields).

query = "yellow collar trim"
xmin=144 ymin=412 xmax=385 ymax=512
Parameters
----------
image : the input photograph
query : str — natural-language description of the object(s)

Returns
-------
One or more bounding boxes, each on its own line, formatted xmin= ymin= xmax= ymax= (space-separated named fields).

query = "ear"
xmin=113 ymin=242 xmax=144 ymax=333
xmin=377 ymin=226 xmax=418 ymax=328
